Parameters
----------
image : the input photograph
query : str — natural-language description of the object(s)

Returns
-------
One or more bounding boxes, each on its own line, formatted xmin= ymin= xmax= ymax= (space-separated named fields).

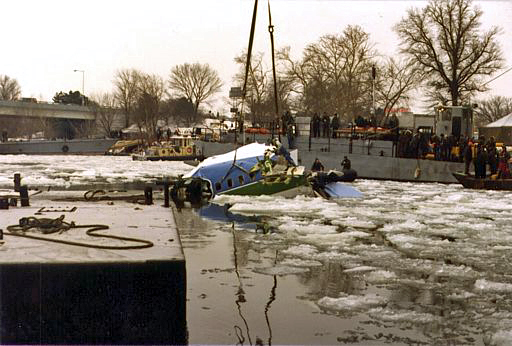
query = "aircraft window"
xmin=227 ymin=179 xmax=233 ymax=188
xmin=215 ymin=182 xmax=221 ymax=191
xmin=238 ymin=176 xmax=244 ymax=184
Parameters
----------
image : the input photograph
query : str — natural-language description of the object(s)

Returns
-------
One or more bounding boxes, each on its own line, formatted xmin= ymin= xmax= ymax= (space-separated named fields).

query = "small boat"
xmin=106 ymin=139 xmax=144 ymax=156
xmin=452 ymin=172 xmax=512 ymax=190
xmin=132 ymin=136 xmax=204 ymax=161
xmin=170 ymin=142 xmax=361 ymax=208
xmin=309 ymin=170 xmax=360 ymax=198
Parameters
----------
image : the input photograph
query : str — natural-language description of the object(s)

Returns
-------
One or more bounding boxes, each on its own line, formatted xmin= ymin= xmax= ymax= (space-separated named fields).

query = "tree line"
xmin=0 ymin=0 xmax=510 ymax=135
xmin=80 ymin=64 xmax=223 ymax=140
xmin=234 ymin=0 xmax=508 ymax=127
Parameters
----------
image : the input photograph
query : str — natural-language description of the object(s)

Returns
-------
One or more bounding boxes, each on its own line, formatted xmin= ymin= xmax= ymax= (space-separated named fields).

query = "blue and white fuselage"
xmin=184 ymin=142 xmax=279 ymax=196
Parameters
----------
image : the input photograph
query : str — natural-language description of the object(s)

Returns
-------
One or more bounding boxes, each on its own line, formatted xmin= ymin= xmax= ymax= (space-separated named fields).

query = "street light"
xmin=73 ymin=69 xmax=85 ymax=95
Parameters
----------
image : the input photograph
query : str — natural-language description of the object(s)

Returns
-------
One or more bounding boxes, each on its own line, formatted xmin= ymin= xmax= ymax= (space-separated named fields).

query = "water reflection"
xmin=263 ymin=275 xmax=277 ymax=346
xmin=232 ymin=225 xmax=277 ymax=346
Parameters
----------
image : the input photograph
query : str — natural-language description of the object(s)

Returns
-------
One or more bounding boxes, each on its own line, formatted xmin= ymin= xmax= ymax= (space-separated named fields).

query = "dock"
xmin=0 ymin=189 xmax=186 ymax=345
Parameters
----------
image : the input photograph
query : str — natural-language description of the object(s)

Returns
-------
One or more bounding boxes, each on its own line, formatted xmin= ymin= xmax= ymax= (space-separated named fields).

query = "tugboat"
xmin=132 ymin=136 xmax=204 ymax=161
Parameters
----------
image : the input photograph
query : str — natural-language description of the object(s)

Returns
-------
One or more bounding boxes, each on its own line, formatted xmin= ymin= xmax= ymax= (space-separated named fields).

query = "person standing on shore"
xmin=322 ymin=112 xmax=330 ymax=138
xmin=312 ymin=113 xmax=321 ymax=138
xmin=330 ymin=113 xmax=340 ymax=139
xmin=286 ymin=122 xmax=296 ymax=149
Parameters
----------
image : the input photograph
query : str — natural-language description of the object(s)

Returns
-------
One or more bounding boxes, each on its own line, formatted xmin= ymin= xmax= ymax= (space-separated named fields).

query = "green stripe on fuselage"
xmin=221 ymin=174 xmax=307 ymax=196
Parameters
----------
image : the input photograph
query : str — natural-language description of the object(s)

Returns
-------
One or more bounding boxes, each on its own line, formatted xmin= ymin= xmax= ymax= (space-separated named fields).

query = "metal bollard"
xmin=144 ymin=186 xmax=153 ymax=205
xmin=19 ymin=185 xmax=30 ymax=207
xmin=163 ymin=182 xmax=170 ymax=208
xmin=0 ymin=197 xmax=9 ymax=210
xmin=13 ymin=173 xmax=21 ymax=192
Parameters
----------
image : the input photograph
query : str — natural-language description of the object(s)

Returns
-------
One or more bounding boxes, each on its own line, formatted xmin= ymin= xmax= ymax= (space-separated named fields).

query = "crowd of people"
xmin=310 ymin=112 xmax=341 ymax=138
xmin=396 ymin=131 xmax=511 ymax=179
xmin=283 ymin=111 xmax=511 ymax=180
xmin=463 ymin=136 xmax=510 ymax=179
xmin=396 ymin=131 xmax=457 ymax=160
xmin=309 ymin=112 xmax=401 ymax=139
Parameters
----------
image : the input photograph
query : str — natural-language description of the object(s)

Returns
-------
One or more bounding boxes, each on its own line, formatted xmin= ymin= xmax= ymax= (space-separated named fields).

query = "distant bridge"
xmin=0 ymin=100 xmax=127 ymax=139
xmin=0 ymin=100 xmax=95 ymax=120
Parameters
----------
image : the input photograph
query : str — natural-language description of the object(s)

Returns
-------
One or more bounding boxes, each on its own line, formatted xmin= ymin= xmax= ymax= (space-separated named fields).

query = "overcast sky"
xmin=2 ymin=0 xmax=511 ymax=114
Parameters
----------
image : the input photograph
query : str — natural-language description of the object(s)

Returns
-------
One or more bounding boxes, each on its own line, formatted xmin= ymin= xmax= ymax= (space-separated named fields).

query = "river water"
xmin=1 ymin=155 xmax=512 ymax=345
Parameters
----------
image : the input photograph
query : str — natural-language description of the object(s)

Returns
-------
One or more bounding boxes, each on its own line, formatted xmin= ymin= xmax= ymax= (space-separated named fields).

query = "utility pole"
xmin=372 ymin=65 xmax=376 ymax=122
xmin=73 ymin=69 xmax=85 ymax=106
xmin=73 ymin=69 xmax=85 ymax=95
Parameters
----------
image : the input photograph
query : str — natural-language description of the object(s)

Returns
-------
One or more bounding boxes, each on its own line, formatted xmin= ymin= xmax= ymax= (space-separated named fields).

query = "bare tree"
xmin=234 ymin=52 xmax=269 ymax=124
xmin=69 ymin=120 xmax=96 ymax=139
xmin=89 ymin=92 xmax=119 ymax=137
xmin=337 ymin=26 xmax=375 ymax=120
xmin=133 ymin=73 xmax=165 ymax=142
xmin=394 ymin=0 xmax=504 ymax=106
xmin=168 ymin=63 xmax=223 ymax=116
xmin=279 ymin=25 xmax=376 ymax=122
xmin=113 ymin=69 xmax=141 ymax=127
xmin=0 ymin=75 xmax=21 ymax=100
xmin=277 ymin=46 xmax=311 ymax=111
xmin=160 ymin=97 xmax=195 ymax=126
xmin=34 ymin=116 xmax=56 ymax=139
xmin=474 ymin=96 xmax=512 ymax=126
xmin=375 ymin=58 xmax=421 ymax=124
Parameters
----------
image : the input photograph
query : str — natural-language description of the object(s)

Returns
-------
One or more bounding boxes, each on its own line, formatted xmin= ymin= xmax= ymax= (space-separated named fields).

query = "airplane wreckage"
xmin=170 ymin=141 xmax=362 ymax=209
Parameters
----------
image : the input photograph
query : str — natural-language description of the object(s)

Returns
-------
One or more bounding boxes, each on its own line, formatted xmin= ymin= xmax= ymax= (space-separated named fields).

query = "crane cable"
xmin=268 ymin=0 xmax=280 ymax=141
xmin=239 ymin=0 xmax=259 ymax=146
xmin=482 ymin=66 xmax=512 ymax=87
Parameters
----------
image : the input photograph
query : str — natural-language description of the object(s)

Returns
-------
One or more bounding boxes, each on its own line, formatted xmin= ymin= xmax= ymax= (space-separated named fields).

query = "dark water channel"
xmin=175 ymin=207 xmax=433 ymax=345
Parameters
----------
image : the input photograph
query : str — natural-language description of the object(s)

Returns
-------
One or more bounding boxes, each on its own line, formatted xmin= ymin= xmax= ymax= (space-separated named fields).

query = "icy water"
xmin=2 ymin=155 xmax=512 ymax=345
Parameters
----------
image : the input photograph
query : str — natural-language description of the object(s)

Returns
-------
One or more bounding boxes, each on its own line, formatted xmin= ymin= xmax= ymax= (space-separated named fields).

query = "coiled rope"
xmin=6 ymin=215 xmax=153 ymax=250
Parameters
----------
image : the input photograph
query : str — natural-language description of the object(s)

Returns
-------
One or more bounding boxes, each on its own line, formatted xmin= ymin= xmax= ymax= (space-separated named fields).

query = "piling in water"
xmin=144 ymin=186 xmax=153 ymax=205
xmin=164 ymin=182 xmax=170 ymax=208
xmin=19 ymin=185 xmax=29 ymax=207
xmin=0 ymin=197 xmax=9 ymax=210
xmin=13 ymin=173 xmax=21 ymax=192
